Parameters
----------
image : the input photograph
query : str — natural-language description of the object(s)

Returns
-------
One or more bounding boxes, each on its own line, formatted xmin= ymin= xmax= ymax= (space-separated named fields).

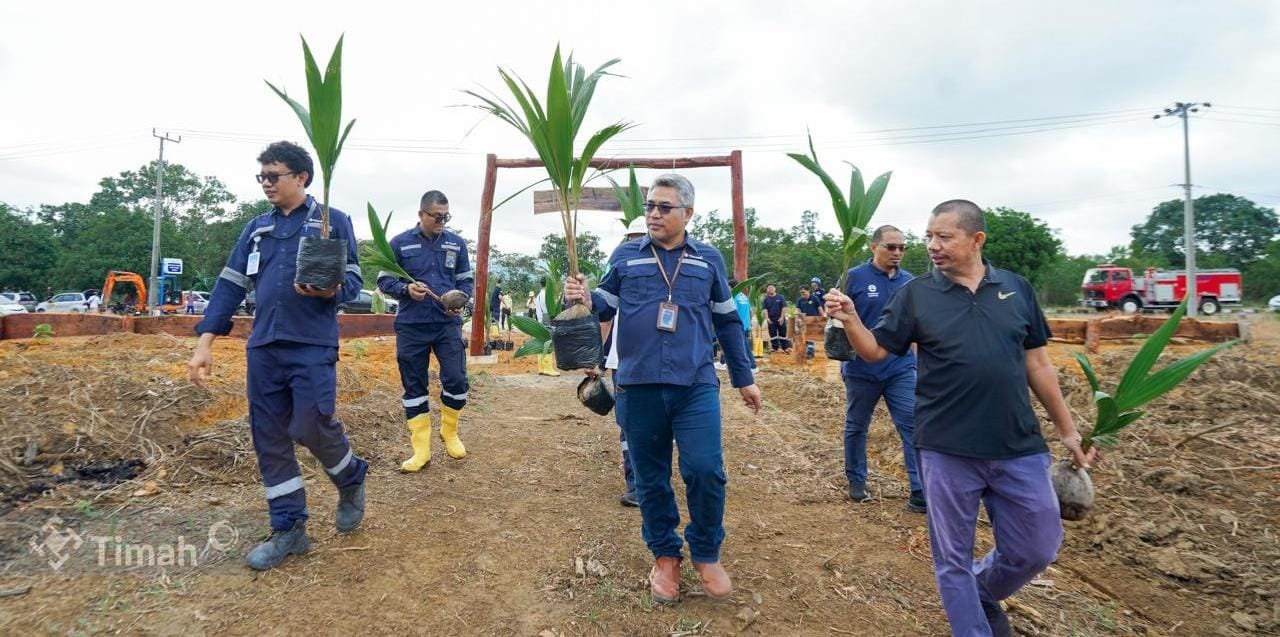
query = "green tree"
xmin=490 ymin=248 xmax=541 ymax=299
xmin=536 ymin=232 xmax=606 ymax=274
xmin=1244 ymin=239 xmax=1280 ymax=301
xmin=1038 ymin=254 xmax=1101 ymax=307
xmin=1130 ymin=194 xmax=1280 ymax=270
xmin=899 ymin=231 xmax=931 ymax=278
xmin=0 ymin=203 xmax=59 ymax=292
xmin=982 ymin=207 xmax=1063 ymax=287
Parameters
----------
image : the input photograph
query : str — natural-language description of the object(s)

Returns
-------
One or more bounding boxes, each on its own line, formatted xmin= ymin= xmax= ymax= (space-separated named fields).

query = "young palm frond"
xmin=266 ymin=35 xmax=356 ymax=239
xmin=606 ymin=165 xmax=646 ymax=230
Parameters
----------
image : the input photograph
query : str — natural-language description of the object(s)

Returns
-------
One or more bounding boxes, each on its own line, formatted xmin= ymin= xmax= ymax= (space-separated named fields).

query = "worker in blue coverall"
xmin=377 ymin=190 xmax=474 ymax=471
xmin=189 ymin=141 xmax=368 ymax=570
xmin=564 ymin=173 xmax=763 ymax=605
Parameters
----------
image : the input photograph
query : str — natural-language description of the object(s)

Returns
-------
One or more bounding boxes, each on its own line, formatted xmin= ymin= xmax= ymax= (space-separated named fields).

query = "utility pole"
xmin=1153 ymin=102 xmax=1209 ymax=316
xmin=148 ymin=129 xmax=181 ymax=316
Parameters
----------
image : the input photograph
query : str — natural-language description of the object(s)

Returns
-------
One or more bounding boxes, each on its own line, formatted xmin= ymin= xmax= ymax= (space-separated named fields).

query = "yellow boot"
xmin=439 ymin=406 xmax=467 ymax=459
xmin=400 ymin=413 xmax=433 ymax=472
xmin=538 ymin=353 xmax=561 ymax=377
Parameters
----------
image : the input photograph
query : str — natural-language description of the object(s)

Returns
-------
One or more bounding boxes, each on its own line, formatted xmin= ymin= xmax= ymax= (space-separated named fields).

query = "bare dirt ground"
xmin=0 ymin=316 xmax=1277 ymax=636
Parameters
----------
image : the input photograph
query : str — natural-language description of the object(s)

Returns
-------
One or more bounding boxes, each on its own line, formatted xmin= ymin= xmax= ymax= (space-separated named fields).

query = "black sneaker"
xmin=981 ymin=599 xmax=1014 ymax=637
xmin=847 ymin=482 xmax=871 ymax=502
xmin=619 ymin=490 xmax=639 ymax=507
xmin=905 ymin=490 xmax=927 ymax=514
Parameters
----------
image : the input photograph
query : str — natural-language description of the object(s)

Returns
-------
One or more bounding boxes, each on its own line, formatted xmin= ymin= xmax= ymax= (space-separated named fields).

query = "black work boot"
xmin=848 ymin=482 xmax=871 ymax=502
xmin=336 ymin=482 xmax=365 ymax=533
xmin=981 ymin=599 xmax=1014 ymax=637
xmin=905 ymin=490 xmax=927 ymax=513
xmin=245 ymin=521 xmax=311 ymax=570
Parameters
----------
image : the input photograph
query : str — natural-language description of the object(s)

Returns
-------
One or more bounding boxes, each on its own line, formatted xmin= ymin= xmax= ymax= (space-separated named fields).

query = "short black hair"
xmin=257 ymin=141 xmax=314 ymax=187
xmin=930 ymin=199 xmax=985 ymax=235
xmin=420 ymin=190 xmax=449 ymax=210
xmin=871 ymin=224 xmax=902 ymax=244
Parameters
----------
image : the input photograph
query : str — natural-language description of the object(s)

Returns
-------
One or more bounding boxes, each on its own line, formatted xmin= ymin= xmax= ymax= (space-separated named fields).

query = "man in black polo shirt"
xmin=824 ymin=200 xmax=1096 ymax=637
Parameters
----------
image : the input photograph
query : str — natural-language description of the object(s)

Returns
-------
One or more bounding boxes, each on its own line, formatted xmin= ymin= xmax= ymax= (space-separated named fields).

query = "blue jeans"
xmin=920 ymin=450 xmax=1062 ymax=636
xmin=842 ymin=368 xmax=922 ymax=493
xmin=616 ymin=383 xmax=726 ymax=563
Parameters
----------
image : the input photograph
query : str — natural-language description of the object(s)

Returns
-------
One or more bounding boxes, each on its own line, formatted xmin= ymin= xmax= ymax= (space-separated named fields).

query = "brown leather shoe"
xmin=649 ymin=556 xmax=681 ymax=604
xmin=693 ymin=561 xmax=732 ymax=601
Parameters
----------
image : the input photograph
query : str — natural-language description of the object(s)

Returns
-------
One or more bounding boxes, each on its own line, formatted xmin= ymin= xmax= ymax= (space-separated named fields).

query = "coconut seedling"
xmin=510 ymin=261 xmax=564 ymax=359
xmin=266 ymin=35 xmax=356 ymax=289
xmin=465 ymin=45 xmax=632 ymax=332
xmin=32 ymin=323 xmax=54 ymax=343
xmin=786 ymin=133 xmax=891 ymax=361
xmin=606 ymin=165 xmax=647 ymax=232
xmin=1052 ymin=296 xmax=1238 ymax=520
xmin=361 ymin=204 xmax=469 ymax=313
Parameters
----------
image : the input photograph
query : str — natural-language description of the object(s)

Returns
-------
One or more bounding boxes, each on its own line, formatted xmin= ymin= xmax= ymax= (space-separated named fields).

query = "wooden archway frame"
xmin=469 ymin=151 xmax=747 ymax=355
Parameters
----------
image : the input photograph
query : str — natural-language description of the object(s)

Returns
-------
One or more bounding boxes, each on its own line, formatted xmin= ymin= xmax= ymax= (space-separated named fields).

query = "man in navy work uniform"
xmin=761 ymin=284 xmax=788 ymax=353
xmin=794 ymin=286 xmax=822 ymax=358
xmin=189 ymin=141 xmax=368 ymax=570
xmin=808 ymin=277 xmax=827 ymax=311
xmin=840 ymin=225 xmax=924 ymax=512
xmin=377 ymin=190 xmax=473 ymax=472
xmin=564 ymin=173 xmax=763 ymax=605
xmin=825 ymin=200 xmax=1096 ymax=637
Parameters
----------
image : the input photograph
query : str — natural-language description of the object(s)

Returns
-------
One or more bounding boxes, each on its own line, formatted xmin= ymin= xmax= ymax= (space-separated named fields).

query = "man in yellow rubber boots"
xmin=377 ymin=190 xmax=473 ymax=471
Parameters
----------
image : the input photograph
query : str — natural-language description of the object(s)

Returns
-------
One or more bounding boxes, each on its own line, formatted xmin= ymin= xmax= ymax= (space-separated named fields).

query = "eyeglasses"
xmin=644 ymin=201 xmax=686 ymax=215
xmin=420 ymin=211 xmax=451 ymax=222
xmin=255 ymin=171 xmax=298 ymax=185
xmin=879 ymin=243 xmax=907 ymax=252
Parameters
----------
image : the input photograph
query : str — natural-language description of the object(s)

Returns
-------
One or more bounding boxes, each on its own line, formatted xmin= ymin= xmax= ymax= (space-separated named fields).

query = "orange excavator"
xmin=100 ymin=271 xmax=187 ymax=314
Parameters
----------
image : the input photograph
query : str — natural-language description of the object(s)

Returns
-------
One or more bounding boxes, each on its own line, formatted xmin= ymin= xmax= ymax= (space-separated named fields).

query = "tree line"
xmin=3 ymin=161 xmax=1278 ymax=305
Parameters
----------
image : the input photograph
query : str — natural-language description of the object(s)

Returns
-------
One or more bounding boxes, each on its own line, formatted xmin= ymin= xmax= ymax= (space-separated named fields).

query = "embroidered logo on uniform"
xmin=400 ymin=244 xmax=422 ymax=254
xmin=998 ymin=290 xmax=1017 ymax=300
xmin=441 ymin=241 xmax=461 ymax=251
xmin=867 ymin=283 xmax=879 ymax=298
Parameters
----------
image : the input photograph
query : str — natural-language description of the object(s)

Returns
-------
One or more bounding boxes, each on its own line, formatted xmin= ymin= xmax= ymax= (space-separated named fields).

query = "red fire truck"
xmin=1080 ymin=264 xmax=1243 ymax=315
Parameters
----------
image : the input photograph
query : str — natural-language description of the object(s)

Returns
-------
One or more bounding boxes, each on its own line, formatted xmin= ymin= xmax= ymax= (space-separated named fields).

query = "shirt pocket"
xmin=676 ymin=259 xmax=713 ymax=303
xmin=621 ymin=263 xmax=662 ymax=299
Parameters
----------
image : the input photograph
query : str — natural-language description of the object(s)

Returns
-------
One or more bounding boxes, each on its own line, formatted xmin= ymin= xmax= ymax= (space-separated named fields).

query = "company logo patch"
xmin=998 ymin=290 xmax=1017 ymax=300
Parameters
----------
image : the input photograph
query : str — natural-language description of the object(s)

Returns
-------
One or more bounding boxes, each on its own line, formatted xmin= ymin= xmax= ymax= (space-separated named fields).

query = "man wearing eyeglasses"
xmin=377 ymin=190 xmax=474 ymax=472
xmin=839 ymin=224 xmax=924 ymax=512
xmin=190 ymin=141 xmax=368 ymax=570
xmin=564 ymin=173 xmax=763 ymax=605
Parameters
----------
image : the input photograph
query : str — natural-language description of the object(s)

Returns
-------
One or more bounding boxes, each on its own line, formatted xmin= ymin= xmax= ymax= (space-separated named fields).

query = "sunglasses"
xmin=420 ymin=210 xmax=451 ymax=222
xmin=879 ymin=243 xmax=907 ymax=252
xmin=644 ymin=201 xmax=686 ymax=215
xmin=255 ymin=171 xmax=298 ymax=185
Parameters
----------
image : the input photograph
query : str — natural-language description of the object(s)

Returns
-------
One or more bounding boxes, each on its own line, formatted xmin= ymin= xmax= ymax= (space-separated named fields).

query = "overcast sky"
xmin=2 ymin=1 xmax=1278 ymax=261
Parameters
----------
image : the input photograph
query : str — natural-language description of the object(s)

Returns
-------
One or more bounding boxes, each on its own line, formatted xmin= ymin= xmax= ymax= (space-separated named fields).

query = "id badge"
xmin=656 ymin=302 xmax=679 ymax=332
xmin=246 ymin=251 xmax=260 ymax=276
xmin=444 ymin=249 xmax=457 ymax=269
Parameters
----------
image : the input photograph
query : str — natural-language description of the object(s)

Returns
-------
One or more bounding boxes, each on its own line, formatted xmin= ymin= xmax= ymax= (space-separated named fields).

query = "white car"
xmin=36 ymin=292 xmax=87 ymax=313
xmin=0 ymin=293 xmax=28 ymax=316
xmin=1269 ymin=294 xmax=1280 ymax=312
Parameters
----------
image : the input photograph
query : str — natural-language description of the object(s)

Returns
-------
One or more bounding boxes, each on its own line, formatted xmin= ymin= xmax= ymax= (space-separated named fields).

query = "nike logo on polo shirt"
xmin=998 ymin=291 xmax=1016 ymax=300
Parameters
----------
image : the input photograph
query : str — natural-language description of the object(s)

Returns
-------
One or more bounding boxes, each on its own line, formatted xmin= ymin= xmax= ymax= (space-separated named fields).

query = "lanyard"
xmin=269 ymin=198 xmax=320 ymax=242
xmin=650 ymin=245 xmax=687 ymax=303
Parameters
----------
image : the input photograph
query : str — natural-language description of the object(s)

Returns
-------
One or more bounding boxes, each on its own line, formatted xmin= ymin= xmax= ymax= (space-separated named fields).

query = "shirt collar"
xmin=639 ymin=232 xmax=699 ymax=255
xmin=866 ymin=258 xmax=904 ymax=279
xmin=929 ymin=259 xmax=1000 ymax=290
xmin=272 ymin=195 xmax=316 ymax=219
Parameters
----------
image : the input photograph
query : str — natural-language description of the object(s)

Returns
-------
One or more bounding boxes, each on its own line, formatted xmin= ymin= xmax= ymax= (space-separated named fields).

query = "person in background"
xmin=794 ymin=286 xmax=822 ymax=359
xmin=761 ymin=284 xmax=789 ymax=353
xmin=808 ymin=277 xmax=827 ymax=314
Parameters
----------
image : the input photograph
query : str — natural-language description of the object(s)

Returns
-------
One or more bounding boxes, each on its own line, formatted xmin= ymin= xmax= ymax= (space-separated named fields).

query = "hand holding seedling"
xmin=295 ymin=283 xmax=340 ymax=299
xmin=407 ymin=282 xmax=428 ymax=301
xmin=563 ymin=274 xmax=591 ymax=311
xmin=824 ymin=288 xmax=858 ymax=322
xmin=1061 ymin=432 xmax=1098 ymax=470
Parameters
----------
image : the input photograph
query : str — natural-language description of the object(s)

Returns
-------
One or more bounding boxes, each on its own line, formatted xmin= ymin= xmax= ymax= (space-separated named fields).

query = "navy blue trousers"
xmin=616 ymin=383 xmax=726 ymax=563
xmin=842 ymin=368 xmax=922 ymax=493
xmin=395 ymin=322 xmax=469 ymax=418
xmin=246 ymin=342 xmax=368 ymax=531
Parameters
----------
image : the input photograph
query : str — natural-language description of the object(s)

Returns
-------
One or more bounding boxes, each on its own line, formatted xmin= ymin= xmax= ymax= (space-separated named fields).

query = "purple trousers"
xmin=919 ymin=450 xmax=1063 ymax=637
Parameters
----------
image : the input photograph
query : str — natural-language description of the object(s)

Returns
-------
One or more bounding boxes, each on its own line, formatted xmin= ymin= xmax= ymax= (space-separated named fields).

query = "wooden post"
xmin=471 ymin=154 xmax=498 ymax=356
xmin=730 ymin=150 xmax=747 ymax=282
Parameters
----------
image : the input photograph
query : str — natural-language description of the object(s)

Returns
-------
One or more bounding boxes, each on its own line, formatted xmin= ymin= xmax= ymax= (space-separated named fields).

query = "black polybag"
xmin=551 ymin=314 xmax=603 ymax=370
xmin=824 ymin=319 xmax=855 ymax=361
xmin=295 ymin=236 xmax=347 ymax=289
xmin=577 ymin=375 xmax=615 ymax=416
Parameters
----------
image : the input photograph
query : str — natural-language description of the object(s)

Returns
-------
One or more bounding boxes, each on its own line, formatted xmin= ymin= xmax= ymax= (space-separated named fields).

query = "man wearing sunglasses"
xmin=377 ymin=190 xmax=474 ymax=472
xmin=839 ymin=224 xmax=925 ymax=512
xmin=564 ymin=173 xmax=763 ymax=605
xmin=189 ymin=141 xmax=368 ymax=570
